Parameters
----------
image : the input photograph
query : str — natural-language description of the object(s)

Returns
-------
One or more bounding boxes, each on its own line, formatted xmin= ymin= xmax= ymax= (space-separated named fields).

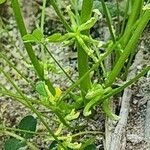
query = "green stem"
xmin=50 ymin=0 xmax=72 ymax=32
xmin=121 ymin=0 xmax=143 ymax=47
xmin=43 ymin=44 xmax=75 ymax=83
xmin=40 ymin=0 xmax=46 ymax=33
xmin=40 ymin=0 xmax=47 ymax=60
xmin=0 ymin=53 xmax=34 ymax=88
xmin=1 ymin=130 xmax=39 ymax=150
xmin=120 ymin=0 xmax=130 ymax=37
xmin=11 ymin=0 xmax=56 ymax=95
xmin=105 ymin=9 xmax=150 ymax=87
xmin=100 ymin=0 xmax=116 ymax=43
xmin=77 ymin=0 xmax=93 ymax=104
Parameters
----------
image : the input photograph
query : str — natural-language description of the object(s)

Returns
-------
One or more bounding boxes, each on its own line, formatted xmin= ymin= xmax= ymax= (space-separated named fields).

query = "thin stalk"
xmin=120 ymin=0 xmax=130 ymax=37
xmin=77 ymin=0 xmax=93 ymax=104
xmin=50 ymin=0 xmax=72 ymax=32
xmin=1 ymin=130 xmax=39 ymax=150
xmin=43 ymin=44 xmax=75 ymax=83
xmin=121 ymin=0 xmax=143 ymax=47
xmin=0 ymin=89 xmax=42 ymax=106
xmin=0 ymin=68 xmax=67 ymax=149
xmin=0 ymin=126 xmax=45 ymax=136
xmin=1 ymin=19 xmax=29 ymax=64
xmin=70 ymin=0 xmax=80 ymax=25
xmin=40 ymin=0 xmax=47 ymax=60
xmin=100 ymin=0 xmax=116 ymax=43
xmin=11 ymin=0 xmax=56 ymax=95
xmin=105 ymin=9 xmax=150 ymax=87
xmin=40 ymin=0 xmax=46 ymax=33
xmin=116 ymin=0 xmax=120 ymax=35
xmin=0 ymin=53 xmax=34 ymax=88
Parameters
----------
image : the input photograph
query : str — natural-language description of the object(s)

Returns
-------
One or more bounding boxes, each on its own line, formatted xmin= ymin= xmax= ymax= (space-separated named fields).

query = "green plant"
xmin=0 ymin=0 xmax=150 ymax=149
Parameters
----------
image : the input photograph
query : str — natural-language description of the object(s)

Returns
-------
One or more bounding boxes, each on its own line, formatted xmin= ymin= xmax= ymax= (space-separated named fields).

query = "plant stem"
xmin=120 ymin=0 xmax=130 ymax=37
xmin=43 ymin=44 xmax=75 ymax=83
xmin=100 ymin=0 xmax=116 ymax=43
xmin=50 ymin=0 xmax=72 ymax=32
xmin=76 ymin=0 xmax=93 ymax=104
xmin=0 ymin=53 xmax=34 ymax=88
xmin=121 ymin=0 xmax=143 ymax=47
xmin=11 ymin=0 xmax=56 ymax=95
xmin=105 ymin=9 xmax=150 ymax=87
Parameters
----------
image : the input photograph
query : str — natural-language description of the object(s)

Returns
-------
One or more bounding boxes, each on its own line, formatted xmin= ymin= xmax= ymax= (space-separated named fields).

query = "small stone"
xmin=127 ymin=134 xmax=143 ymax=144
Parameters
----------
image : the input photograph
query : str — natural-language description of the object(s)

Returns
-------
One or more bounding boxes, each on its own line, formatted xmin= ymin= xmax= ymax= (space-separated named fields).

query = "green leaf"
xmin=23 ymin=29 xmax=43 ymax=43
xmin=47 ymin=33 xmax=74 ymax=43
xmin=18 ymin=115 xmax=37 ymax=139
xmin=0 ymin=0 xmax=6 ymax=4
xmin=80 ymin=137 xmax=96 ymax=150
xmin=4 ymin=138 xmax=26 ymax=150
xmin=36 ymin=81 xmax=48 ymax=97
xmin=32 ymin=29 xmax=44 ymax=41
xmin=85 ymin=144 xmax=96 ymax=150
xmin=49 ymin=141 xmax=58 ymax=150
xmin=23 ymin=34 xmax=39 ymax=43
xmin=78 ymin=9 xmax=100 ymax=31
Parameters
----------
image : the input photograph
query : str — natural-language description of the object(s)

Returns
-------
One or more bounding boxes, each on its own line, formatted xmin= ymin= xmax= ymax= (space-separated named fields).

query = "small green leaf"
xmin=4 ymin=138 xmax=26 ymax=150
xmin=36 ymin=81 xmax=48 ymax=97
xmin=47 ymin=33 xmax=62 ymax=42
xmin=47 ymin=33 xmax=74 ymax=43
xmin=49 ymin=141 xmax=58 ymax=150
xmin=23 ymin=29 xmax=43 ymax=43
xmin=78 ymin=10 xmax=99 ymax=31
xmin=32 ymin=29 xmax=44 ymax=41
xmin=80 ymin=137 xmax=96 ymax=150
xmin=0 ymin=0 xmax=6 ymax=4
xmin=23 ymin=34 xmax=39 ymax=43
xmin=18 ymin=115 xmax=37 ymax=139
xmin=85 ymin=144 xmax=96 ymax=150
